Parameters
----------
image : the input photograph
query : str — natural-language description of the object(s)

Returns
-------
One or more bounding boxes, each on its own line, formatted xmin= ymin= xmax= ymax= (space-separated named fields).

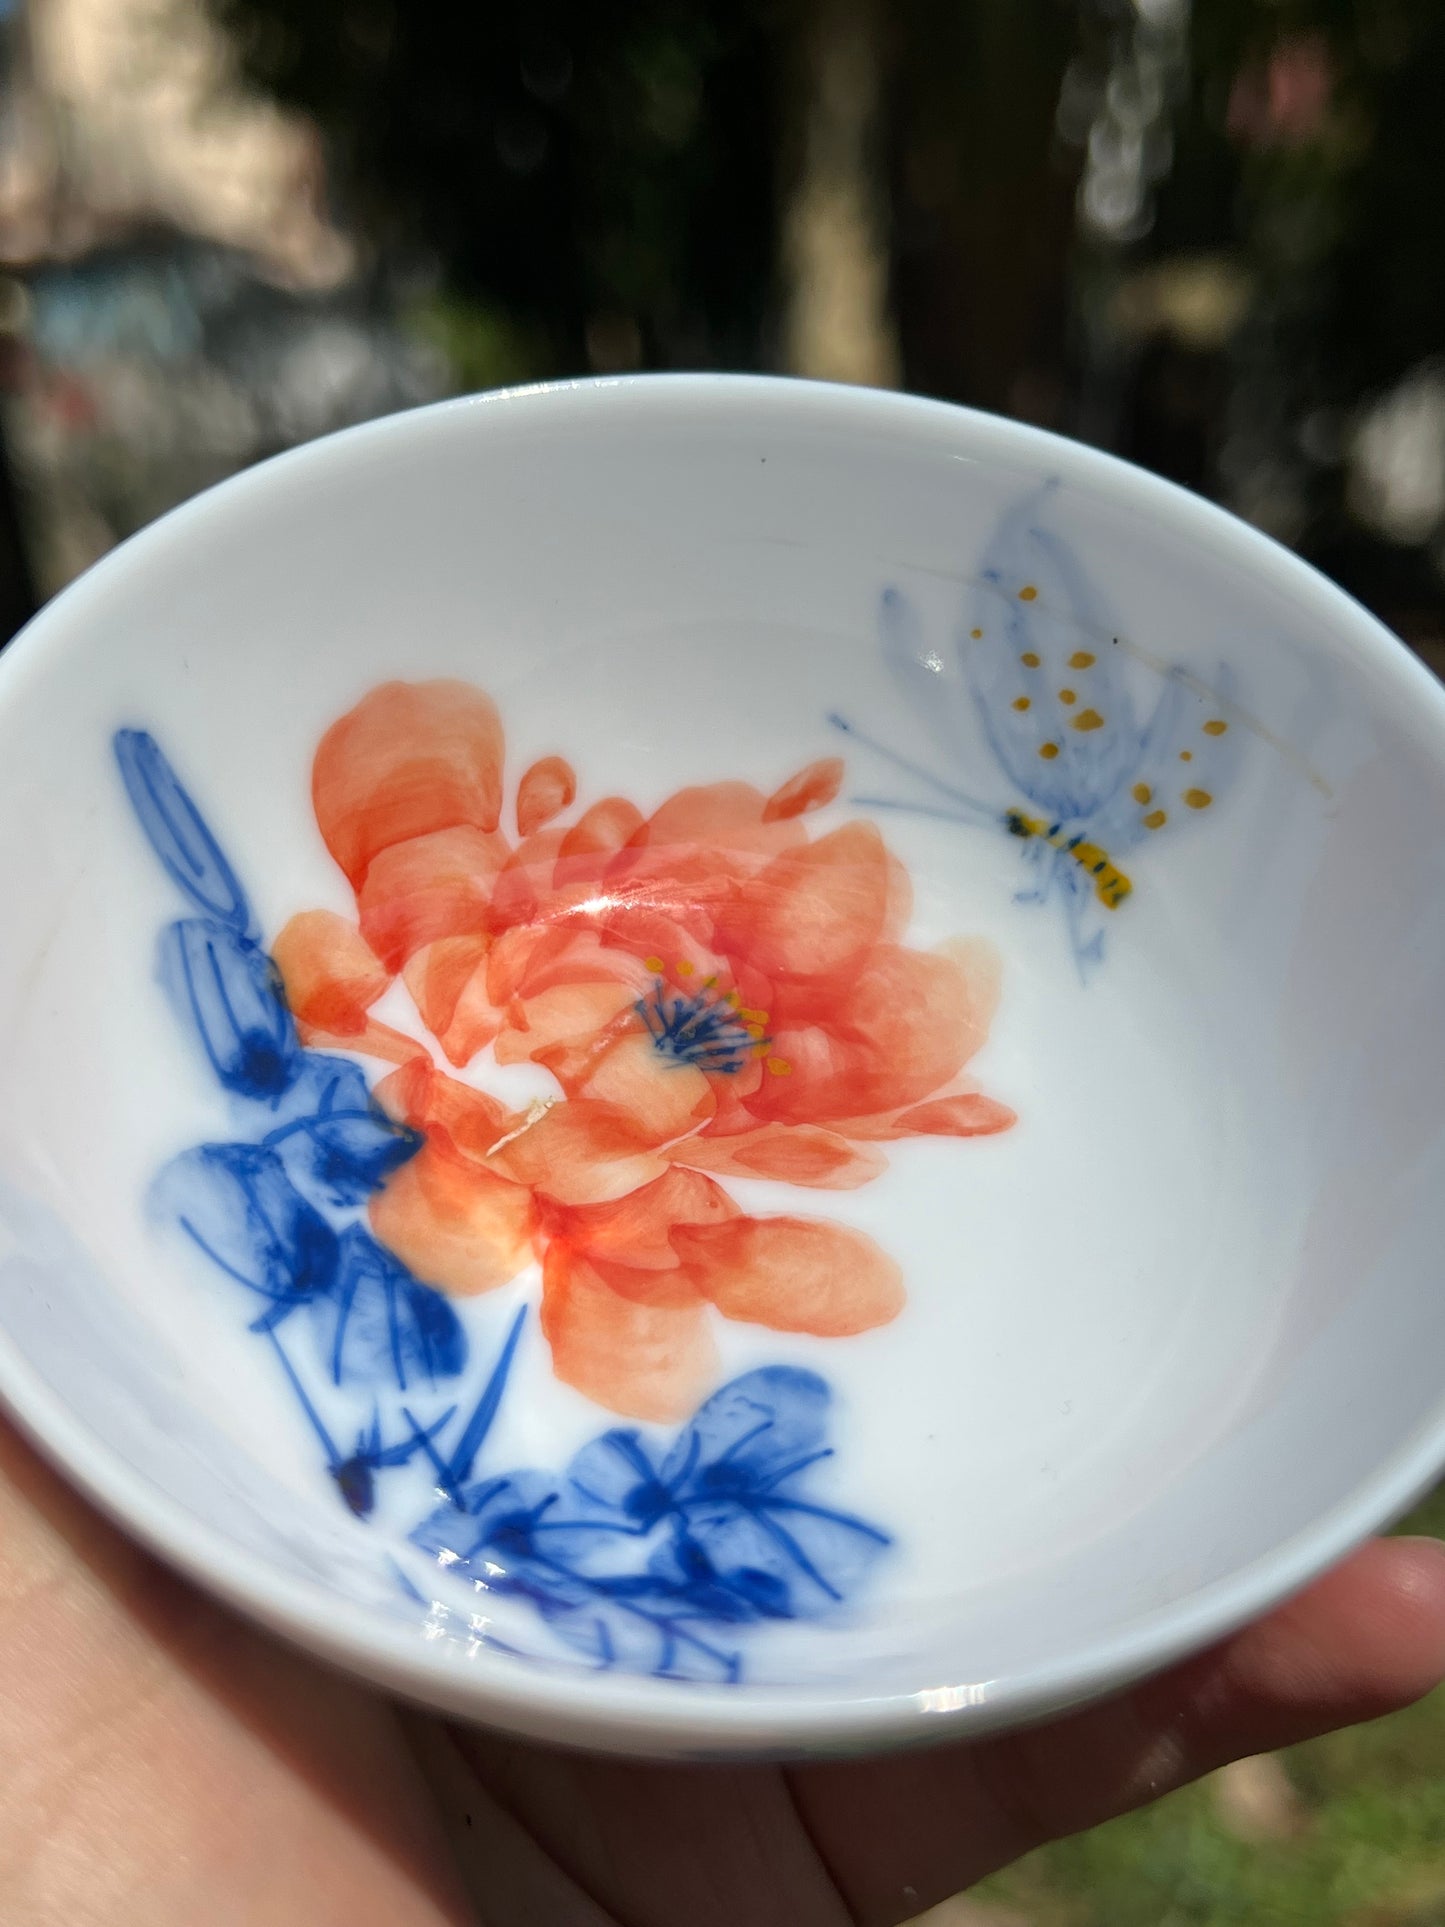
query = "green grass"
xmin=972 ymin=1486 xmax=1445 ymax=1927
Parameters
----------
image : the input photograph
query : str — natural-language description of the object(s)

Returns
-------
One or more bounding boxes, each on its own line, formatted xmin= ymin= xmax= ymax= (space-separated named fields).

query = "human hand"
xmin=3 ymin=1415 xmax=1442 ymax=1927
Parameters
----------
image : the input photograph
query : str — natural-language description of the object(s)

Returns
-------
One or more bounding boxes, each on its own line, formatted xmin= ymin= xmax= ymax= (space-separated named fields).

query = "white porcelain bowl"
xmin=0 ymin=375 xmax=1443 ymax=1760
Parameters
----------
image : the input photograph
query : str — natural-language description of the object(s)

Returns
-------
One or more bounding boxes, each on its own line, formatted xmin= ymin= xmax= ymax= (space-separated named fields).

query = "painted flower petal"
xmin=369 ymin=1142 xmax=536 ymax=1297
xmin=763 ymin=757 xmax=844 ymax=821
xmin=492 ymin=979 xmax=637 ymax=1069
xmin=752 ymin=939 xmax=1003 ymax=1125
xmin=372 ymin=1060 xmax=513 ymax=1160
xmin=541 ymin=1243 xmax=718 ymax=1421
xmin=487 ymin=922 xmax=650 ymax=1006
xmin=884 ymin=1091 xmax=1017 ymax=1137
xmin=714 ymin=821 xmax=890 ymax=979
xmin=668 ymin=1123 xmax=886 ymax=1189
xmin=312 ymin=680 xmax=505 ymax=889
xmin=489 ymin=1100 xmax=670 ymax=1206
xmin=673 ymin=1215 xmax=905 ymax=1336
xmin=488 ymin=828 xmax=569 ymax=932
xmin=569 ymin=1031 xmax=716 ymax=1144
xmin=516 ymin=755 xmax=577 ymax=837
xmin=558 ymin=797 xmax=646 ymax=862
xmin=272 ymin=910 xmax=393 ymax=1037
xmin=554 ymin=1166 xmax=739 ymax=1272
xmin=357 ymin=823 xmax=511 ymax=972
xmin=635 ymin=781 xmax=804 ymax=861
xmin=293 ymin=1014 xmax=428 ymax=1068
xmin=403 ymin=935 xmax=499 ymax=1067
xmin=307 ymin=1225 xmax=467 ymax=1389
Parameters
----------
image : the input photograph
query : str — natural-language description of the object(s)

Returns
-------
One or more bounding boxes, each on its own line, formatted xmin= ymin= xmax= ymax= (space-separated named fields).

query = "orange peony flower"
xmin=275 ymin=681 xmax=1015 ymax=1420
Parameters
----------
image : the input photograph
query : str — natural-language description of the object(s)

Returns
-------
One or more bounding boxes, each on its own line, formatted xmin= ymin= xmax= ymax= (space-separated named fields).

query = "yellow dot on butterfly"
xmin=1144 ymin=808 xmax=1167 ymax=829
xmin=766 ymin=1056 xmax=793 ymax=1076
xmin=1203 ymin=718 xmax=1228 ymax=736
xmin=1132 ymin=782 xmax=1152 ymax=805
xmin=1058 ymin=688 xmax=1077 ymax=704
xmin=1179 ymin=749 xmax=1193 ymax=762
xmin=1184 ymin=788 xmax=1214 ymax=810
xmin=676 ymin=959 xmax=695 ymax=976
xmin=644 ymin=955 xmax=665 ymax=974
xmin=1071 ymin=708 xmax=1105 ymax=732
xmin=1039 ymin=742 xmax=1060 ymax=760
xmin=1069 ymin=651 xmax=1096 ymax=669
xmin=1021 ymin=651 xmax=1041 ymax=668
xmin=1018 ymin=585 xmax=1038 ymax=601
xmin=1012 ymin=695 xmax=1031 ymax=711
xmin=970 ymin=627 xmax=983 ymax=639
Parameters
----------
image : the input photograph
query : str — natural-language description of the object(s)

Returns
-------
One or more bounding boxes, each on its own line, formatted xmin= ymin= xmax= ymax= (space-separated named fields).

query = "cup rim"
xmin=2 ymin=370 xmax=1444 ymax=1757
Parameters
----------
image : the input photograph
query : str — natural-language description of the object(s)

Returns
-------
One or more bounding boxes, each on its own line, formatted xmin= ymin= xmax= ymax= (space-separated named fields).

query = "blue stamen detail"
xmin=634 ymin=980 xmax=762 ymax=1075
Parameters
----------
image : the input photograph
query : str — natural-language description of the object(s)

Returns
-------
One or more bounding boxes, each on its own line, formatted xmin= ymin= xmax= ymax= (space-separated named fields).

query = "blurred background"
xmin=0 ymin=1 xmax=1441 ymax=1919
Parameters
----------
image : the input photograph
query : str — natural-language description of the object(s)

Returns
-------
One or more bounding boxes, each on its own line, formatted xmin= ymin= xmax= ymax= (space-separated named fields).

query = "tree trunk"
xmin=778 ymin=0 xmax=900 ymax=388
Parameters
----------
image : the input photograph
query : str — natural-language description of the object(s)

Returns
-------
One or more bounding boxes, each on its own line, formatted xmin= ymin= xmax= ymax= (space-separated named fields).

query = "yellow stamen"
xmin=1203 ymin=719 xmax=1228 ymax=736
xmin=1039 ymin=742 xmax=1060 ymax=760
xmin=1184 ymin=788 xmax=1213 ymax=810
xmin=1012 ymin=696 xmax=1031 ymax=711
xmin=1144 ymin=808 xmax=1167 ymax=830
xmin=1132 ymin=782 xmax=1152 ymax=805
xmin=1069 ymin=650 xmax=1095 ymax=668
xmin=1072 ymin=708 xmax=1105 ymax=731
xmin=766 ymin=1057 xmax=793 ymax=1076
xmin=1059 ymin=688 xmax=1076 ymax=704
xmin=644 ymin=955 xmax=665 ymax=974
xmin=676 ymin=959 xmax=695 ymax=976
xmin=1018 ymin=585 xmax=1038 ymax=601
xmin=1021 ymin=651 xmax=1041 ymax=668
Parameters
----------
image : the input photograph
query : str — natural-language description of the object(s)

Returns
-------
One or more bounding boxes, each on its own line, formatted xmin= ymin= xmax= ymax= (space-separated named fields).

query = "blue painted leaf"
xmin=541 ymin=1594 xmax=742 ymax=1683
xmin=414 ymin=1472 xmax=566 ymax=1573
xmin=158 ymin=1142 xmax=338 ymax=1304
xmin=161 ymin=917 xmax=300 ymax=1098
xmin=566 ymin=1428 xmax=672 ymax=1524
xmin=114 ymin=728 xmax=252 ymax=930
xmin=663 ymin=1496 xmax=890 ymax=1620
xmin=331 ymin=1410 xmax=453 ymax=1518
xmin=307 ymin=1226 xmax=467 ymax=1391
xmin=266 ymin=1052 xmax=374 ymax=1125
xmin=661 ymin=1366 xmax=833 ymax=1498
xmin=270 ymin=1107 xmax=422 ymax=1208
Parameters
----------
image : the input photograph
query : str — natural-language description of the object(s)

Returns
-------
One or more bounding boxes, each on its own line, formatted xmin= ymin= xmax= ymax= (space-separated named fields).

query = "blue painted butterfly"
xmin=831 ymin=481 xmax=1242 ymax=974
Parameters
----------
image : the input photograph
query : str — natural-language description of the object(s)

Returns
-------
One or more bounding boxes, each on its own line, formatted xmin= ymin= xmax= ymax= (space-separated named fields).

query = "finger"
xmin=792 ymin=1536 xmax=1445 ymax=1926
xmin=0 ymin=1419 xmax=476 ymax=1927
xmin=449 ymin=1721 xmax=856 ymax=1927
